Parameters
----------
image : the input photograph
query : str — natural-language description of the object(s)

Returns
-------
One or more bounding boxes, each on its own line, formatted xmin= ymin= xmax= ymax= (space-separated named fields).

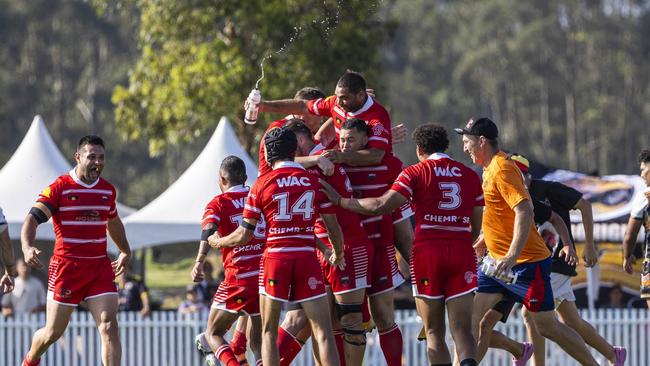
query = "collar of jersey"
xmin=309 ymin=143 xmax=325 ymax=156
xmin=273 ymin=161 xmax=305 ymax=171
xmin=427 ymin=152 xmax=451 ymax=161
xmin=347 ymin=95 xmax=374 ymax=117
xmin=225 ymin=185 xmax=249 ymax=194
xmin=69 ymin=168 xmax=99 ymax=188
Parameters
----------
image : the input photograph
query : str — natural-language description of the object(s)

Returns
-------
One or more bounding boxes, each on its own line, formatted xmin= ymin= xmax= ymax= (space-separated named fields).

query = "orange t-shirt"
xmin=482 ymin=151 xmax=550 ymax=263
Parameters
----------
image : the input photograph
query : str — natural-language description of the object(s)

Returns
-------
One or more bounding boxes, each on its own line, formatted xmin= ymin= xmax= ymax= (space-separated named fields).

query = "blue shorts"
xmin=478 ymin=257 xmax=554 ymax=312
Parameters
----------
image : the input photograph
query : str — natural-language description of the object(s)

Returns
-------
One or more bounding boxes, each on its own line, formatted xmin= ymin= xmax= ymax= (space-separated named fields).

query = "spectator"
xmin=1 ymin=259 xmax=46 ymax=317
xmin=194 ymin=260 xmax=218 ymax=304
xmin=117 ymin=270 xmax=151 ymax=318
xmin=604 ymin=284 xmax=625 ymax=309
xmin=178 ymin=285 xmax=208 ymax=316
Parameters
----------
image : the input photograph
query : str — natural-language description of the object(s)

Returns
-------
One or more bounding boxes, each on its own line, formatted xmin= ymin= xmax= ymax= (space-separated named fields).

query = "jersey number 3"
xmin=438 ymin=182 xmax=461 ymax=210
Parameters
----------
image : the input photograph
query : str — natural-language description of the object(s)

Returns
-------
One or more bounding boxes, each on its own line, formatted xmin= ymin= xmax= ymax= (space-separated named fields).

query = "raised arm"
xmin=258 ymin=99 xmax=310 ymax=115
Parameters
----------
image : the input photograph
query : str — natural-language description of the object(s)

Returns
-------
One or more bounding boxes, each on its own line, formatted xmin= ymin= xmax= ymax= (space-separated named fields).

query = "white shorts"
xmin=550 ymin=272 xmax=576 ymax=307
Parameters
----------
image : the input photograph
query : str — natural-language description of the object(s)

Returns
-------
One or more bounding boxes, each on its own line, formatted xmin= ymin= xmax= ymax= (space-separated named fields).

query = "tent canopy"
xmin=0 ymin=115 xmax=134 ymax=240
xmin=124 ymin=117 xmax=258 ymax=249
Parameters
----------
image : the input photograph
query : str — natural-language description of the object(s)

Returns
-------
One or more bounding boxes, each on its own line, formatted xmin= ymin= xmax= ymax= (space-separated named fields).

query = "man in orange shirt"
xmin=456 ymin=118 xmax=598 ymax=365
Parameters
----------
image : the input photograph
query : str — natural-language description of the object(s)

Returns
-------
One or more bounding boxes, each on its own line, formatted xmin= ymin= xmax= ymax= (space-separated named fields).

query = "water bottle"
xmin=480 ymin=256 xmax=518 ymax=285
xmin=244 ymin=88 xmax=261 ymax=125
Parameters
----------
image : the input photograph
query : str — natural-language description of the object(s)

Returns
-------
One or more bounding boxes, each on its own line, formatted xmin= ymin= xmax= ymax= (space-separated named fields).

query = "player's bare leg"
xmin=446 ymin=293 xmax=476 ymax=364
xmin=24 ymin=300 xmax=76 ymax=364
xmin=201 ymin=308 xmax=240 ymax=366
xmin=277 ymin=308 xmax=314 ymax=365
xmin=232 ymin=316 xmax=249 ymax=364
xmin=479 ymin=310 xmax=528 ymax=358
xmin=415 ymin=297 xmax=450 ymax=364
xmin=334 ymin=288 xmax=366 ymax=366
xmin=248 ymin=315 xmax=263 ymax=365
xmin=301 ymin=295 xmax=340 ymax=366
xmin=529 ymin=310 xmax=598 ymax=365
xmin=556 ymin=300 xmax=620 ymax=364
xmin=260 ymin=295 xmax=285 ymax=366
xmin=521 ymin=307 xmax=546 ymax=366
xmin=86 ymin=294 xmax=121 ymax=366
xmin=369 ymin=289 xmax=403 ymax=366
xmin=471 ymin=292 xmax=503 ymax=362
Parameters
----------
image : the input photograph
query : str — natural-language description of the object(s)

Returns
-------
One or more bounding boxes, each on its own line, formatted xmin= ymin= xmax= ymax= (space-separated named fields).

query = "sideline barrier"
xmin=1 ymin=308 xmax=647 ymax=365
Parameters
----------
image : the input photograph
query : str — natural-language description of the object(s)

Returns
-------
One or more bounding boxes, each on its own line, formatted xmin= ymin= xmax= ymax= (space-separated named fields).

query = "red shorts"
xmin=47 ymin=255 xmax=117 ymax=306
xmin=369 ymin=245 xmax=405 ymax=296
xmin=410 ymin=243 xmax=477 ymax=301
xmin=212 ymin=282 xmax=260 ymax=315
xmin=258 ymin=252 xmax=327 ymax=303
xmin=317 ymin=237 xmax=371 ymax=295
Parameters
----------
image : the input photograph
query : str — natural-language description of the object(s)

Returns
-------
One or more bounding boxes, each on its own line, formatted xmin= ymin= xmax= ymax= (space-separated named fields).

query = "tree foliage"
xmin=384 ymin=0 xmax=650 ymax=173
xmin=109 ymin=0 xmax=394 ymax=155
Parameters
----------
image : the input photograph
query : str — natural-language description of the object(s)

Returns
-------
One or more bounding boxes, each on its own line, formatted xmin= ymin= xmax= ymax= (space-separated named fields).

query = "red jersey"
xmin=202 ymin=185 xmax=265 ymax=285
xmin=36 ymin=170 xmax=118 ymax=259
xmin=258 ymin=118 xmax=290 ymax=177
xmin=391 ymin=153 xmax=484 ymax=246
xmin=242 ymin=161 xmax=335 ymax=258
xmin=304 ymin=146 xmax=366 ymax=242
xmin=343 ymin=153 xmax=405 ymax=247
xmin=307 ymin=95 xmax=392 ymax=153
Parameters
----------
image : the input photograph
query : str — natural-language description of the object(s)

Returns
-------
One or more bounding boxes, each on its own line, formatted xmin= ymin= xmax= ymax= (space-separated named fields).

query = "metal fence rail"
xmin=1 ymin=308 xmax=648 ymax=365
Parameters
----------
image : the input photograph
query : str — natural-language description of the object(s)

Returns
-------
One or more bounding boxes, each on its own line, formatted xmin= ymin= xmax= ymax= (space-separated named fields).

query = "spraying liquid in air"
xmin=245 ymin=1 xmax=343 ymax=124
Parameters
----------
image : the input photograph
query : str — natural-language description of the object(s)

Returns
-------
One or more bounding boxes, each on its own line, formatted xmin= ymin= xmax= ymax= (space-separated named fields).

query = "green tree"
xmin=107 ymin=0 xmax=394 ymax=155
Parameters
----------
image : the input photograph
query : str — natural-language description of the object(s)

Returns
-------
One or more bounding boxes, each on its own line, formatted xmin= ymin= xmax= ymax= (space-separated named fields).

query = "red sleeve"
xmin=201 ymin=200 xmax=221 ymax=228
xmin=242 ymin=182 xmax=263 ymax=221
xmin=391 ymin=168 xmax=415 ymax=201
xmin=36 ymin=178 xmax=63 ymax=212
xmin=306 ymin=96 xmax=336 ymax=117
xmin=366 ymin=118 xmax=391 ymax=152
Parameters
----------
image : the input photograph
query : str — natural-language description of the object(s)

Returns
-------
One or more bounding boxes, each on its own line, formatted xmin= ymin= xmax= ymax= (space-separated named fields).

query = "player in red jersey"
xmin=258 ymin=87 xmax=336 ymax=177
xmin=192 ymin=156 xmax=265 ymax=366
xmin=270 ymin=120 xmax=372 ymax=366
xmin=337 ymin=118 xmax=410 ymax=366
xmin=210 ymin=127 xmax=345 ymax=366
xmin=20 ymin=135 xmax=131 ymax=366
xmin=251 ymin=70 xmax=392 ymax=166
xmin=322 ymin=124 xmax=484 ymax=366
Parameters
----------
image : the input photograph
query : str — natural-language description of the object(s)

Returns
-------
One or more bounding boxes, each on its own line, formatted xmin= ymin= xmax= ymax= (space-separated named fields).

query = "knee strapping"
xmin=335 ymin=302 xmax=363 ymax=319
xmin=342 ymin=328 xmax=366 ymax=346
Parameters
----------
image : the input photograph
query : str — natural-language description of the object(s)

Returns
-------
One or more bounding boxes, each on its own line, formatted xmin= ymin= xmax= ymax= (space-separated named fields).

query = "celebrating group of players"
xmin=191 ymin=70 xmax=630 ymax=366
xmin=14 ymin=69 xmax=636 ymax=366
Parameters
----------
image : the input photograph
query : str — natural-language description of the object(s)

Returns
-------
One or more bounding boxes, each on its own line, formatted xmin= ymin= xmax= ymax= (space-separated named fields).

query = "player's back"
xmin=393 ymin=153 xmax=483 ymax=246
xmin=203 ymin=186 xmax=265 ymax=285
xmin=245 ymin=161 xmax=333 ymax=258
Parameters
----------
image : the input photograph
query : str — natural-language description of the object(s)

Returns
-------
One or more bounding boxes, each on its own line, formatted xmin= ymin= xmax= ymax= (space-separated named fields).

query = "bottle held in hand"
xmin=480 ymin=256 xmax=519 ymax=285
xmin=244 ymin=88 xmax=261 ymax=125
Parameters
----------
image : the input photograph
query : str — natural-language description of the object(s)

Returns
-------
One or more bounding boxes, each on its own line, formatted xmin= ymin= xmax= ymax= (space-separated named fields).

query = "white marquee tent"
xmin=123 ymin=117 xmax=258 ymax=250
xmin=0 ymin=115 xmax=134 ymax=240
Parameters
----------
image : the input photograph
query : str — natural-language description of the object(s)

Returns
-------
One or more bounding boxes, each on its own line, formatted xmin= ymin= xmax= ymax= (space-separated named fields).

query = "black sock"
xmin=459 ymin=359 xmax=477 ymax=366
